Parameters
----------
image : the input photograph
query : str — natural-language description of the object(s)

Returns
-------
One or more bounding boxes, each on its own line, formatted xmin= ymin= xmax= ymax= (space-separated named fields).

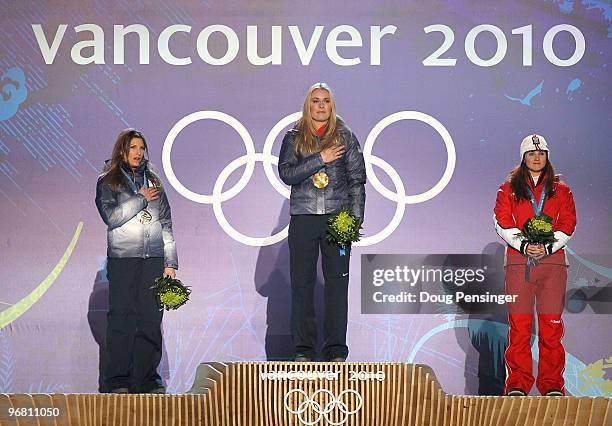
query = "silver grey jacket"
xmin=278 ymin=119 xmax=366 ymax=218
xmin=95 ymin=160 xmax=178 ymax=269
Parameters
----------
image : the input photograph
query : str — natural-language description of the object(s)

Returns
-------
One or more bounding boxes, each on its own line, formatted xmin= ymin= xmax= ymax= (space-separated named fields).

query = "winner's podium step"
xmin=1 ymin=362 xmax=610 ymax=426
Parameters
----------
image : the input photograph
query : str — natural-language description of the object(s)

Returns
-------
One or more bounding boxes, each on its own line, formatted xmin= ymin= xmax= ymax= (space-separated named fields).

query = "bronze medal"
xmin=312 ymin=171 xmax=329 ymax=189
xmin=139 ymin=209 xmax=152 ymax=224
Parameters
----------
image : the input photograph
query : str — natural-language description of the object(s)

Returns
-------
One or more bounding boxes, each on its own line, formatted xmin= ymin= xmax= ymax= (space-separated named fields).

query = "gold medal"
xmin=312 ymin=171 xmax=329 ymax=189
xmin=139 ymin=209 xmax=152 ymax=224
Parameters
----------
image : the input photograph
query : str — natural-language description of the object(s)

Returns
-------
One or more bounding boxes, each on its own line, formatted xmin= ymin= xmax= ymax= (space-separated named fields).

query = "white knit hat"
xmin=520 ymin=134 xmax=549 ymax=161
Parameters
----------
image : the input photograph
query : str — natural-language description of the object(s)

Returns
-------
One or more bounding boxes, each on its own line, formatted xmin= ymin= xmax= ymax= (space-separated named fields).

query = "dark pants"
xmin=105 ymin=257 xmax=164 ymax=392
xmin=288 ymin=214 xmax=351 ymax=360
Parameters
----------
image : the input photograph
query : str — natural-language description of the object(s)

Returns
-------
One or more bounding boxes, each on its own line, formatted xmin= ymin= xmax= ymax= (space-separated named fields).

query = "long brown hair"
xmin=102 ymin=128 xmax=163 ymax=192
xmin=295 ymin=83 xmax=341 ymax=155
xmin=508 ymin=155 xmax=556 ymax=202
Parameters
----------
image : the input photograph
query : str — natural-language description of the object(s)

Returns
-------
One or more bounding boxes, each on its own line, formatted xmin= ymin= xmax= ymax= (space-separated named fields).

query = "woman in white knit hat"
xmin=493 ymin=134 xmax=576 ymax=396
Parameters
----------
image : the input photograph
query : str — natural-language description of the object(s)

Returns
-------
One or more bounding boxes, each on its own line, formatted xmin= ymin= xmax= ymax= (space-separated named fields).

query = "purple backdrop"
xmin=0 ymin=0 xmax=610 ymax=395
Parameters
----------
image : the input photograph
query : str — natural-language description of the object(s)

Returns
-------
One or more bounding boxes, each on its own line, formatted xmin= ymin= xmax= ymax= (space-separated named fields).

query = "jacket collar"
xmin=120 ymin=158 xmax=148 ymax=176
xmin=526 ymin=170 xmax=547 ymax=191
xmin=292 ymin=115 xmax=348 ymax=132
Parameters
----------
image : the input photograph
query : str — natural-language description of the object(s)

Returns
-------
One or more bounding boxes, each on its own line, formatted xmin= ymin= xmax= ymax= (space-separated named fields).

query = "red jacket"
xmin=494 ymin=175 xmax=576 ymax=266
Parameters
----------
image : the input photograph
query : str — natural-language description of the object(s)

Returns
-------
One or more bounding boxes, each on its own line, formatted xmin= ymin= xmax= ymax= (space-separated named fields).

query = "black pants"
xmin=105 ymin=257 xmax=164 ymax=392
xmin=288 ymin=214 xmax=351 ymax=360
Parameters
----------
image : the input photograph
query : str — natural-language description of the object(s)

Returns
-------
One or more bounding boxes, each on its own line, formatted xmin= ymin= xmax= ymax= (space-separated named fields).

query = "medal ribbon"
xmin=121 ymin=167 xmax=151 ymax=224
xmin=527 ymin=187 xmax=545 ymax=216
xmin=120 ymin=168 xmax=148 ymax=194
xmin=525 ymin=185 xmax=546 ymax=282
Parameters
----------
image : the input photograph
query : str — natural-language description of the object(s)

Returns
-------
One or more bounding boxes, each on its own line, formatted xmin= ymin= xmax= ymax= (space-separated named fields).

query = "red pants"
xmin=504 ymin=262 xmax=567 ymax=395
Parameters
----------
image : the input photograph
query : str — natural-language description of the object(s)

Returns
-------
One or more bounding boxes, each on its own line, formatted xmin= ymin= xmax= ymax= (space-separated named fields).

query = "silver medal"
xmin=139 ymin=209 xmax=152 ymax=224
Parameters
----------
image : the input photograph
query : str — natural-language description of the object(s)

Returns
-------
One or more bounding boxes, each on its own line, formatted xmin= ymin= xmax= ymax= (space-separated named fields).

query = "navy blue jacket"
xmin=278 ymin=118 xmax=366 ymax=219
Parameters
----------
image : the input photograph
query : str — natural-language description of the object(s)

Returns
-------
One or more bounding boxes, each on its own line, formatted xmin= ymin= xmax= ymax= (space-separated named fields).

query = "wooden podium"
xmin=1 ymin=362 xmax=610 ymax=425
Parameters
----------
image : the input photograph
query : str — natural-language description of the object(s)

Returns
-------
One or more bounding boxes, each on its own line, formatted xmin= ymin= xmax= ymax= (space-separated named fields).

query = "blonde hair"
xmin=295 ymin=83 xmax=341 ymax=155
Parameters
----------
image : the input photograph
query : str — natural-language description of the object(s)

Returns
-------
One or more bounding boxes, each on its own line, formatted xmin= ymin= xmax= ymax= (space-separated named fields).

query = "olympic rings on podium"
xmin=284 ymin=388 xmax=363 ymax=426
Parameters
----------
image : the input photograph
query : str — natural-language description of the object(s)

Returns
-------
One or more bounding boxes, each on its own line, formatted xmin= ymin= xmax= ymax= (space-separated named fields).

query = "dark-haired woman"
xmin=493 ymin=134 xmax=576 ymax=396
xmin=95 ymin=129 xmax=178 ymax=393
xmin=278 ymin=83 xmax=366 ymax=362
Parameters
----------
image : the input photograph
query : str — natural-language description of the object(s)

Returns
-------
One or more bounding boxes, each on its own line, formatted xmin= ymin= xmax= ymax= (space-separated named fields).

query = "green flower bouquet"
xmin=152 ymin=276 xmax=192 ymax=311
xmin=326 ymin=206 xmax=363 ymax=250
xmin=515 ymin=214 xmax=557 ymax=265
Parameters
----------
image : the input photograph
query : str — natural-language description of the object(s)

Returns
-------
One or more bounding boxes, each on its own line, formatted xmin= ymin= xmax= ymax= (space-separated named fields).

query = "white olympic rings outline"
xmin=162 ymin=111 xmax=456 ymax=247
xmin=284 ymin=388 xmax=363 ymax=426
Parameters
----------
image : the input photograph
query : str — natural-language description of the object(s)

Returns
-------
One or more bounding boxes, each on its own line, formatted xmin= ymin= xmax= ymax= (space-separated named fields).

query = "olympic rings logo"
xmin=162 ymin=111 xmax=456 ymax=246
xmin=284 ymin=388 xmax=363 ymax=426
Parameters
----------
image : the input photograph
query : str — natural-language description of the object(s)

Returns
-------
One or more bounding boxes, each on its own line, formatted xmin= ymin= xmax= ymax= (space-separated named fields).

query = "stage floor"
xmin=1 ymin=362 xmax=610 ymax=425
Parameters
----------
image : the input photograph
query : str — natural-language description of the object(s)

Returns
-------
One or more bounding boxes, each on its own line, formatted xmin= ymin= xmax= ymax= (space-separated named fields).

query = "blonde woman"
xmin=278 ymin=83 xmax=366 ymax=362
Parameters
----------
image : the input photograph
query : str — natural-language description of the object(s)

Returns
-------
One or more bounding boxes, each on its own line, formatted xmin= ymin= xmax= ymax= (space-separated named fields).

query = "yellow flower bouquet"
xmin=515 ymin=214 xmax=557 ymax=265
xmin=326 ymin=206 xmax=363 ymax=249
xmin=152 ymin=276 xmax=192 ymax=311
